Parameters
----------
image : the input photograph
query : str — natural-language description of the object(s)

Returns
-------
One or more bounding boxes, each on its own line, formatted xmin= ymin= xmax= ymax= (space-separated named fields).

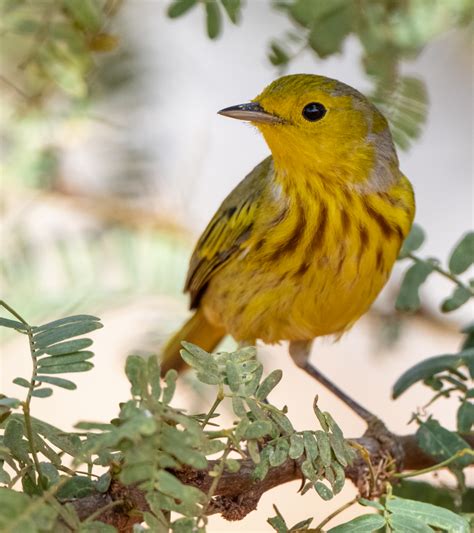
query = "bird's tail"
xmin=160 ymin=308 xmax=226 ymax=374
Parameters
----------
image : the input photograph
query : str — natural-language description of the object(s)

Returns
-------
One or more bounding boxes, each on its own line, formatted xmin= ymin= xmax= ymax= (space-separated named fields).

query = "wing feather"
xmin=185 ymin=157 xmax=272 ymax=308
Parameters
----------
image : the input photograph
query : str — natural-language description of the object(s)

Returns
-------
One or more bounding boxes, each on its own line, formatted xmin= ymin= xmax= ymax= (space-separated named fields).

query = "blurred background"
xmin=1 ymin=1 xmax=472 ymax=530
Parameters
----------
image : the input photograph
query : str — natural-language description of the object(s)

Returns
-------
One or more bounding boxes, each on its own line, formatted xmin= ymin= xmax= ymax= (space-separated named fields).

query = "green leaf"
xmin=392 ymin=353 xmax=464 ymax=399
xmin=39 ymin=462 xmax=59 ymax=487
xmin=157 ymin=470 xmax=206 ymax=504
xmin=329 ymin=433 xmax=348 ymax=467
xmin=0 ymin=397 xmax=21 ymax=408
xmin=268 ymin=507 xmax=288 ymax=532
xmin=232 ymin=396 xmax=247 ymax=417
xmin=33 ymin=321 xmax=102 ymax=349
xmin=147 ymin=356 xmax=161 ymax=400
xmin=389 ymin=514 xmax=434 ymax=532
xmin=289 ymin=517 xmax=313 ymax=531
xmin=0 ymin=317 xmax=27 ymax=331
xmin=441 ymin=285 xmax=472 ymax=313
xmin=244 ymin=420 xmax=273 ymax=439
xmin=399 ymin=224 xmax=425 ymax=258
xmin=206 ymin=0 xmax=222 ymax=39
xmin=314 ymin=481 xmax=333 ymax=500
xmin=396 ymin=260 xmax=434 ymax=312
xmin=34 ymin=314 xmax=100 ymax=333
xmin=269 ymin=409 xmax=294 ymax=434
xmin=457 ymin=400 xmax=474 ymax=432
xmin=31 ymin=388 xmax=53 ymax=398
xmin=167 ymin=0 xmax=197 ymax=18
xmin=35 ymin=375 xmax=77 ymax=390
xmin=303 ymin=431 xmax=318 ymax=462
xmin=162 ymin=369 xmax=177 ymax=404
xmin=461 ymin=347 xmax=474 ymax=378
xmin=289 ymin=433 xmax=305 ymax=459
xmin=37 ymin=338 xmax=93 ymax=356
xmin=269 ymin=439 xmax=289 ymax=467
xmin=221 ymin=0 xmax=240 ymax=23
xmin=417 ymin=419 xmax=473 ymax=468
xmin=386 ymin=497 xmax=469 ymax=533
xmin=393 ymin=480 xmax=474 ymax=513
xmin=269 ymin=41 xmax=289 ymax=66
xmin=315 ymin=430 xmax=332 ymax=467
xmin=0 ymin=487 xmax=57 ymax=532
xmin=96 ymin=472 xmax=112 ymax=493
xmin=63 ymin=0 xmax=102 ymax=32
xmin=35 ymin=362 xmax=93 ymax=374
xmin=328 ymin=513 xmax=386 ymax=532
xmin=247 ymin=439 xmax=261 ymax=464
xmin=449 ymin=232 xmax=474 ymax=275
xmin=13 ymin=377 xmax=30 ymax=388
xmin=57 ymin=476 xmax=96 ymax=499
xmin=256 ymin=370 xmax=282 ymax=400
xmin=359 ymin=498 xmax=384 ymax=510
xmin=4 ymin=418 xmax=30 ymax=464
xmin=125 ymin=355 xmax=147 ymax=396
xmin=308 ymin=1 xmax=353 ymax=58
xmin=37 ymin=351 xmax=94 ymax=368
xmin=225 ymin=360 xmax=241 ymax=392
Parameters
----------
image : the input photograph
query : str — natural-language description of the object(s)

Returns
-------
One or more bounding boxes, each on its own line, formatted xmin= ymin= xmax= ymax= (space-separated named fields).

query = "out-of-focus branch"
xmin=66 ymin=432 xmax=474 ymax=532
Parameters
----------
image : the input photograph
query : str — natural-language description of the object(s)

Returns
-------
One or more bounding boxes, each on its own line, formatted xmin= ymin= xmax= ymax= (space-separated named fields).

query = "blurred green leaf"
xmin=0 ymin=318 xmax=27 ymax=331
xmin=396 ymin=260 xmax=434 ymax=312
xmin=308 ymin=1 xmax=353 ymax=58
xmin=0 ymin=488 xmax=57 ymax=532
xmin=328 ymin=513 xmax=386 ymax=532
xmin=449 ymin=232 xmax=474 ymax=275
xmin=221 ymin=0 xmax=240 ymax=23
xmin=57 ymin=476 xmax=96 ymax=499
xmin=417 ymin=419 xmax=473 ymax=469
xmin=457 ymin=400 xmax=474 ymax=433
xmin=63 ymin=0 xmax=102 ymax=32
xmin=35 ymin=362 xmax=93 ymax=374
xmin=392 ymin=353 xmax=466 ymax=399
xmin=386 ymin=497 xmax=469 ymax=533
xmin=269 ymin=41 xmax=290 ymax=66
xmin=399 ymin=224 xmax=425 ymax=259
xmin=389 ymin=514 xmax=434 ymax=532
xmin=37 ymin=351 xmax=94 ymax=368
xmin=441 ymin=286 xmax=471 ymax=313
xmin=206 ymin=0 xmax=222 ymax=39
xmin=167 ymin=0 xmax=198 ymax=18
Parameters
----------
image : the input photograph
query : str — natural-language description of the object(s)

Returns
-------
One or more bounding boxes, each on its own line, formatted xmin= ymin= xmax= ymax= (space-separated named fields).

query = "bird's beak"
xmin=218 ymin=102 xmax=282 ymax=124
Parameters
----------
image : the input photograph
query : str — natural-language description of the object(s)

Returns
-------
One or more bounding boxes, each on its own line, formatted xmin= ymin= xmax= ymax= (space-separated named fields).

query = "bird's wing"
xmin=185 ymin=156 xmax=272 ymax=308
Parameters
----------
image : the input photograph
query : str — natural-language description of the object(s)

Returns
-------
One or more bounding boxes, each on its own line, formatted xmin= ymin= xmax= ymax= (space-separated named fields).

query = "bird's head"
xmin=218 ymin=74 xmax=398 ymax=189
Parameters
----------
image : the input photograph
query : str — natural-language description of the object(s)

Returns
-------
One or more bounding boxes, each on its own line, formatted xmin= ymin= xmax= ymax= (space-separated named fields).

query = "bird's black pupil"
xmin=302 ymin=102 xmax=326 ymax=121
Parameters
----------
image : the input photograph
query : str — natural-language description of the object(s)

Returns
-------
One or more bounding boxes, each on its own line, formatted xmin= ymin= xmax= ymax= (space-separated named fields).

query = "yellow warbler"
xmin=162 ymin=74 xmax=415 ymax=396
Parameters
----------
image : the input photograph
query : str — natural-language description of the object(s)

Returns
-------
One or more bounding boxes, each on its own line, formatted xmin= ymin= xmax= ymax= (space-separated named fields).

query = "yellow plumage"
xmin=161 ymin=74 xmax=415 ymax=374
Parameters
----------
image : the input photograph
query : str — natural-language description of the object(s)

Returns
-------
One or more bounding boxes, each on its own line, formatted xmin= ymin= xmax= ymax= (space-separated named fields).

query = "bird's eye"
xmin=302 ymin=102 xmax=326 ymax=122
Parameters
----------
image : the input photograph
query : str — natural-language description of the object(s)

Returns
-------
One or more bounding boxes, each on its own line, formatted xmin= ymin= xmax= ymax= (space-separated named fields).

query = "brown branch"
xmin=65 ymin=432 xmax=474 ymax=532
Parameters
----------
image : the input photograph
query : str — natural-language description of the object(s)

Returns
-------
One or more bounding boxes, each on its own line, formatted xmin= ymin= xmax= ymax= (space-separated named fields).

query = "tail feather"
xmin=160 ymin=308 xmax=225 ymax=374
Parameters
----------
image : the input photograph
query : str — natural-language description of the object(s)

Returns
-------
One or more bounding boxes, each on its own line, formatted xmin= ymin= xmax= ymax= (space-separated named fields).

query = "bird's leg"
xmin=288 ymin=340 xmax=376 ymax=424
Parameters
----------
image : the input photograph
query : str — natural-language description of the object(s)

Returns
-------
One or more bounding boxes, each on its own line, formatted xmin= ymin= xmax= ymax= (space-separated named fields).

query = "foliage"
xmin=1 ymin=294 xmax=473 ymax=531
xmin=166 ymin=0 xmax=472 ymax=150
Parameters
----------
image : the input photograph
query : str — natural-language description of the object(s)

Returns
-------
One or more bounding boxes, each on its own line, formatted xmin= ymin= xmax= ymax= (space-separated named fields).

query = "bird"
xmin=161 ymin=74 xmax=415 ymax=419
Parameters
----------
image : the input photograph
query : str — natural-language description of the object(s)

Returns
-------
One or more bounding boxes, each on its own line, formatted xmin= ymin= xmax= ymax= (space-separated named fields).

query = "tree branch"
xmin=66 ymin=432 xmax=474 ymax=531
